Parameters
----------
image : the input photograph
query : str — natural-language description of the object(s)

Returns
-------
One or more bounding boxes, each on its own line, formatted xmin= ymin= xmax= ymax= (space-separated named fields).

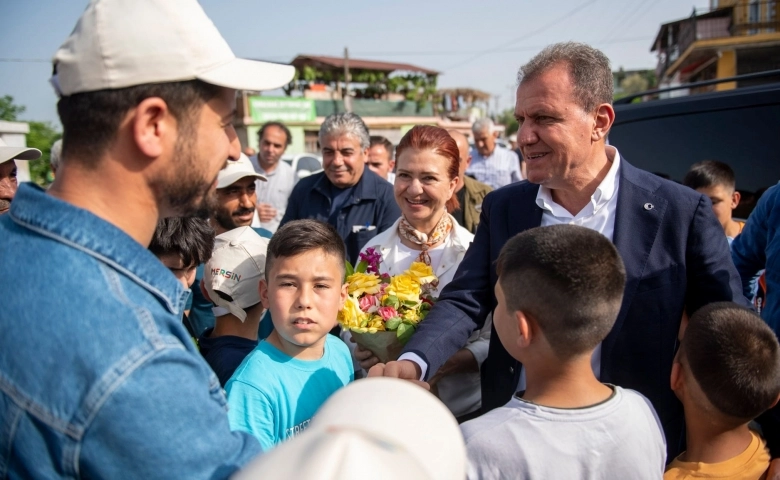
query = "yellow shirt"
xmin=664 ymin=430 xmax=769 ymax=479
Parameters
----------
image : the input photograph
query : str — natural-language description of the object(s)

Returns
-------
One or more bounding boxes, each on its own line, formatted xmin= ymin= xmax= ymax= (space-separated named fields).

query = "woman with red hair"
xmin=353 ymin=125 xmax=490 ymax=422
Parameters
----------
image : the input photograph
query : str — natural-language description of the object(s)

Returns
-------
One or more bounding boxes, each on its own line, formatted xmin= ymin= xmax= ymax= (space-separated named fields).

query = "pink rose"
xmin=377 ymin=306 xmax=398 ymax=321
xmin=359 ymin=295 xmax=380 ymax=312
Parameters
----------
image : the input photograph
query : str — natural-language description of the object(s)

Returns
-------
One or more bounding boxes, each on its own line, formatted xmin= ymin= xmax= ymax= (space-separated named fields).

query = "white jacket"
xmin=360 ymin=216 xmax=491 ymax=417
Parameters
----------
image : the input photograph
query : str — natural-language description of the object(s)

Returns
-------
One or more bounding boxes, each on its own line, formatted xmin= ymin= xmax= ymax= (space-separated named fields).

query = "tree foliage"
xmin=0 ymin=95 xmax=26 ymax=121
xmin=497 ymin=108 xmax=519 ymax=136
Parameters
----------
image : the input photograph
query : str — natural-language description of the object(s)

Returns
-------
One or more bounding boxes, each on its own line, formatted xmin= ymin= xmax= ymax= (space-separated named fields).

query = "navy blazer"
xmin=404 ymin=160 xmax=748 ymax=458
xmin=280 ymin=168 xmax=401 ymax=264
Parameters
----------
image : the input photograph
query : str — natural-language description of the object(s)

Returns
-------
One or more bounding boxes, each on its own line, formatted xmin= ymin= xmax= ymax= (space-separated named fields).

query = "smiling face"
xmin=213 ymin=176 xmax=257 ymax=235
xmin=514 ymin=63 xmax=599 ymax=190
xmin=321 ymin=134 xmax=367 ymax=188
xmin=394 ymin=148 xmax=458 ymax=232
xmin=260 ymin=248 xmax=348 ymax=359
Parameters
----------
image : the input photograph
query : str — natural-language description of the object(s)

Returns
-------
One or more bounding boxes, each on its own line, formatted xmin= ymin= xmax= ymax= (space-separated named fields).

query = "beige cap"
xmin=52 ymin=0 xmax=295 ymax=96
xmin=0 ymin=138 xmax=41 ymax=164
xmin=234 ymin=378 xmax=467 ymax=480
xmin=216 ymin=153 xmax=266 ymax=189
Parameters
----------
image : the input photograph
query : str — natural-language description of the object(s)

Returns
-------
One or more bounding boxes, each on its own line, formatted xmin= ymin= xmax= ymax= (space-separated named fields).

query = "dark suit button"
xmin=509 ymin=367 xmax=514 ymax=374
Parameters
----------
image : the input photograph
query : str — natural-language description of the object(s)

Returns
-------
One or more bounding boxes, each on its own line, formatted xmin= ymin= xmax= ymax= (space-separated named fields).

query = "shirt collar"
xmin=535 ymin=146 xmax=621 ymax=217
xmin=9 ymin=183 xmax=188 ymax=314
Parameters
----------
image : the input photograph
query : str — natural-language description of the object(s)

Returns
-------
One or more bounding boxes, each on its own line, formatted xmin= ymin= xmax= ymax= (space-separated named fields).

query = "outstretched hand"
xmin=368 ymin=360 xmax=430 ymax=391
xmin=353 ymin=344 xmax=380 ymax=371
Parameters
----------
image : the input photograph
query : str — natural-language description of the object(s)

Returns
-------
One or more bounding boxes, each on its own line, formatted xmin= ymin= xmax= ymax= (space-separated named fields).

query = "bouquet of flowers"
xmin=338 ymin=247 xmax=438 ymax=363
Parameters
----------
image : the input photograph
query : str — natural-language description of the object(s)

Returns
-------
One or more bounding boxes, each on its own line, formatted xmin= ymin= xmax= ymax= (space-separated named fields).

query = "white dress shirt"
xmin=401 ymin=146 xmax=622 ymax=383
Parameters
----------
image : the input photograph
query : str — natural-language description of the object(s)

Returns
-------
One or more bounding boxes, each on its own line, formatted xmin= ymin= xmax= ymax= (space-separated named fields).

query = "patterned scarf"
xmin=397 ymin=213 xmax=453 ymax=266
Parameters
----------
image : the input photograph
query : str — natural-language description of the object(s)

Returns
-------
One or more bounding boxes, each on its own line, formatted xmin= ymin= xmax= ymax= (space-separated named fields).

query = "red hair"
xmin=395 ymin=125 xmax=460 ymax=213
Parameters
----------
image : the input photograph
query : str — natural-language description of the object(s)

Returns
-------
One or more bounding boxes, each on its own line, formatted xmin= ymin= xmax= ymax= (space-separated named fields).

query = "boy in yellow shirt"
xmin=666 ymin=302 xmax=780 ymax=479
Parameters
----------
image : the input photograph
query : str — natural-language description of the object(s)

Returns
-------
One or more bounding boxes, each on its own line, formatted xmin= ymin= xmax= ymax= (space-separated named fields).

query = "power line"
xmin=441 ymin=0 xmax=597 ymax=71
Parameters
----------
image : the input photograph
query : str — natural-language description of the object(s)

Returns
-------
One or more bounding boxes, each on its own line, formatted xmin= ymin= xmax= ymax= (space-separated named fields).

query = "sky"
xmin=0 ymin=0 xmax=711 ymax=129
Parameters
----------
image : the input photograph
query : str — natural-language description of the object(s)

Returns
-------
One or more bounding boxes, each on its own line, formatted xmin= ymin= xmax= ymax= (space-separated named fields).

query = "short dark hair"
xmin=681 ymin=302 xmax=780 ymax=422
xmin=258 ymin=121 xmax=292 ymax=147
xmin=369 ymin=135 xmax=394 ymax=159
xmin=682 ymin=161 xmax=736 ymax=191
xmin=265 ymin=220 xmax=346 ymax=278
xmin=148 ymin=217 xmax=215 ymax=268
xmin=496 ymin=224 xmax=626 ymax=358
xmin=57 ymin=80 xmax=221 ymax=167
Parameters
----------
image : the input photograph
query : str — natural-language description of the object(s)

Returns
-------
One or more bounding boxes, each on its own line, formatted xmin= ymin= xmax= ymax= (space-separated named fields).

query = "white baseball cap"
xmin=51 ymin=0 xmax=295 ymax=96
xmin=0 ymin=138 xmax=41 ymax=164
xmin=204 ymin=226 xmax=269 ymax=322
xmin=233 ymin=377 xmax=467 ymax=480
xmin=216 ymin=153 xmax=266 ymax=189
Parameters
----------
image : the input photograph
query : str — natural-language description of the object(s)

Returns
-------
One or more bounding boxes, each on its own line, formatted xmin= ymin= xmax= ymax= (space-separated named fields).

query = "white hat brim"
xmin=0 ymin=146 xmax=41 ymax=164
xmin=216 ymin=171 xmax=267 ymax=189
xmin=198 ymin=58 xmax=295 ymax=92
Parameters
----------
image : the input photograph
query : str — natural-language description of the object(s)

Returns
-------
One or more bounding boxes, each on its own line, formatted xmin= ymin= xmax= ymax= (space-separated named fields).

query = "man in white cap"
xmin=212 ymin=153 xmax=268 ymax=236
xmin=187 ymin=154 xmax=271 ymax=337
xmin=0 ymin=138 xmax=40 ymax=215
xmin=0 ymin=0 xmax=294 ymax=478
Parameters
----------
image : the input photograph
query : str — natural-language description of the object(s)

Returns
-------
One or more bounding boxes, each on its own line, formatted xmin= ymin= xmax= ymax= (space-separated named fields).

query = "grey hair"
xmin=50 ymin=139 xmax=63 ymax=170
xmin=318 ymin=113 xmax=370 ymax=150
xmin=517 ymin=42 xmax=613 ymax=113
xmin=471 ymin=117 xmax=494 ymax=134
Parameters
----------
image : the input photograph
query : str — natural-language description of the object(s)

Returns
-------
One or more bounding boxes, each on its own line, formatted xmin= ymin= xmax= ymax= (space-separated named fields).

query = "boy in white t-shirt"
xmin=226 ymin=220 xmax=354 ymax=450
xmin=461 ymin=224 xmax=666 ymax=480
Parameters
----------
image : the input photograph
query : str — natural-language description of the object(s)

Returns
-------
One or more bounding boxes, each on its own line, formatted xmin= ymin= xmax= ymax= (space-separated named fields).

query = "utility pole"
xmin=344 ymin=46 xmax=352 ymax=113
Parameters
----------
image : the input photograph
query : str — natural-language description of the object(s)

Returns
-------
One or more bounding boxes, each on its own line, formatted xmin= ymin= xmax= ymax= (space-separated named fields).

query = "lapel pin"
xmin=644 ymin=203 xmax=654 ymax=211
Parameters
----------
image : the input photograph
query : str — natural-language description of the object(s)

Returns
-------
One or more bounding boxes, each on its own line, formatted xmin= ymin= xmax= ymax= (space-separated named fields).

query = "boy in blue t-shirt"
xmin=226 ymin=219 xmax=354 ymax=450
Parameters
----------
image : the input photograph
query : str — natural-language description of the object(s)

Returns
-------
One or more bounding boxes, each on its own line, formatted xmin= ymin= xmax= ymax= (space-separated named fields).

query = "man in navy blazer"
xmin=367 ymin=42 xmax=748 ymax=459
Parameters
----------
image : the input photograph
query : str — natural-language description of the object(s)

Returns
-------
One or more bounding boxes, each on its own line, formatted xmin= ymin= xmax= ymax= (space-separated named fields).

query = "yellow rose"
xmin=367 ymin=314 xmax=386 ymax=331
xmin=346 ymin=272 xmax=382 ymax=297
xmin=338 ymin=295 xmax=368 ymax=329
xmin=402 ymin=308 xmax=421 ymax=324
xmin=386 ymin=274 xmax=421 ymax=303
xmin=406 ymin=262 xmax=437 ymax=286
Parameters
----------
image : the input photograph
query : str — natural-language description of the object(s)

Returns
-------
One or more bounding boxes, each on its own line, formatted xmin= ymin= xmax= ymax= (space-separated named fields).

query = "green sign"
xmin=248 ymin=96 xmax=315 ymax=123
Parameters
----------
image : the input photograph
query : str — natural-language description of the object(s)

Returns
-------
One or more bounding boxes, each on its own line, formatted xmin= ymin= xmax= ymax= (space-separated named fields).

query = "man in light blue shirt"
xmin=466 ymin=118 xmax=524 ymax=189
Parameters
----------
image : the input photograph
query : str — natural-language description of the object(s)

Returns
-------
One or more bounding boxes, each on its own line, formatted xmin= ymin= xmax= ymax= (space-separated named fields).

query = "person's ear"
xmin=389 ymin=159 xmax=396 ymax=170
xmin=339 ymin=281 xmax=349 ymax=309
xmin=592 ymin=103 xmax=615 ymax=142
xmin=771 ymin=392 xmax=780 ymax=410
xmin=669 ymin=350 xmax=685 ymax=393
xmin=132 ymin=97 xmax=173 ymax=159
xmin=200 ymin=280 xmax=212 ymax=303
xmin=732 ymin=190 xmax=741 ymax=209
xmin=258 ymin=278 xmax=271 ymax=309
xmin=185 ymin=267 xmax=197 ymax=288
xmin=516 ymin=311 xmax=533 ymax=349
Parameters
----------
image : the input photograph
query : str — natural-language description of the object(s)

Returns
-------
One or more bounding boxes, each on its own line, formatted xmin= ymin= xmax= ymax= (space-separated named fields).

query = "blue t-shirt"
xmin=225 ymin=334 xmax=354 ymax=450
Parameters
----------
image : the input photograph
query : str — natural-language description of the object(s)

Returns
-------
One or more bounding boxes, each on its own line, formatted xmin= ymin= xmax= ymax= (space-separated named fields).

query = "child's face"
xmin=159 ymin=253 xmax=197 ymax=289
xmin=696 ymin=184 xmax=740 ymax=231
xmin=260 ymin=249 xmax=347 ymax=356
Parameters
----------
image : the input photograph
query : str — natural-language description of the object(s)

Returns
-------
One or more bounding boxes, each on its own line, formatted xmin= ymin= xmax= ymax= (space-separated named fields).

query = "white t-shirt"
xmin=460 ymin=385 xmax=666 ymax=480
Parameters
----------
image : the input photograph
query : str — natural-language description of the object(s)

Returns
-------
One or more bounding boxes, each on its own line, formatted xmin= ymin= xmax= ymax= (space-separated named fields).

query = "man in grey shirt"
xmin=250 ymin=122 xmax=295 ymax=233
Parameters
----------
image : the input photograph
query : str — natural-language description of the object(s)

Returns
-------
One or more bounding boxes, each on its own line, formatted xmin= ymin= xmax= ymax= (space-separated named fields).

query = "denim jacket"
xmin=0 ymin=184 xmax=260 ymax=479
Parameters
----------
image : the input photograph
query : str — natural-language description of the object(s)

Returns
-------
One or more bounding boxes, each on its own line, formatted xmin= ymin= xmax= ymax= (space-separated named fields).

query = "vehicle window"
xmin=296 ymin=156 xmax=321 ymax=172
